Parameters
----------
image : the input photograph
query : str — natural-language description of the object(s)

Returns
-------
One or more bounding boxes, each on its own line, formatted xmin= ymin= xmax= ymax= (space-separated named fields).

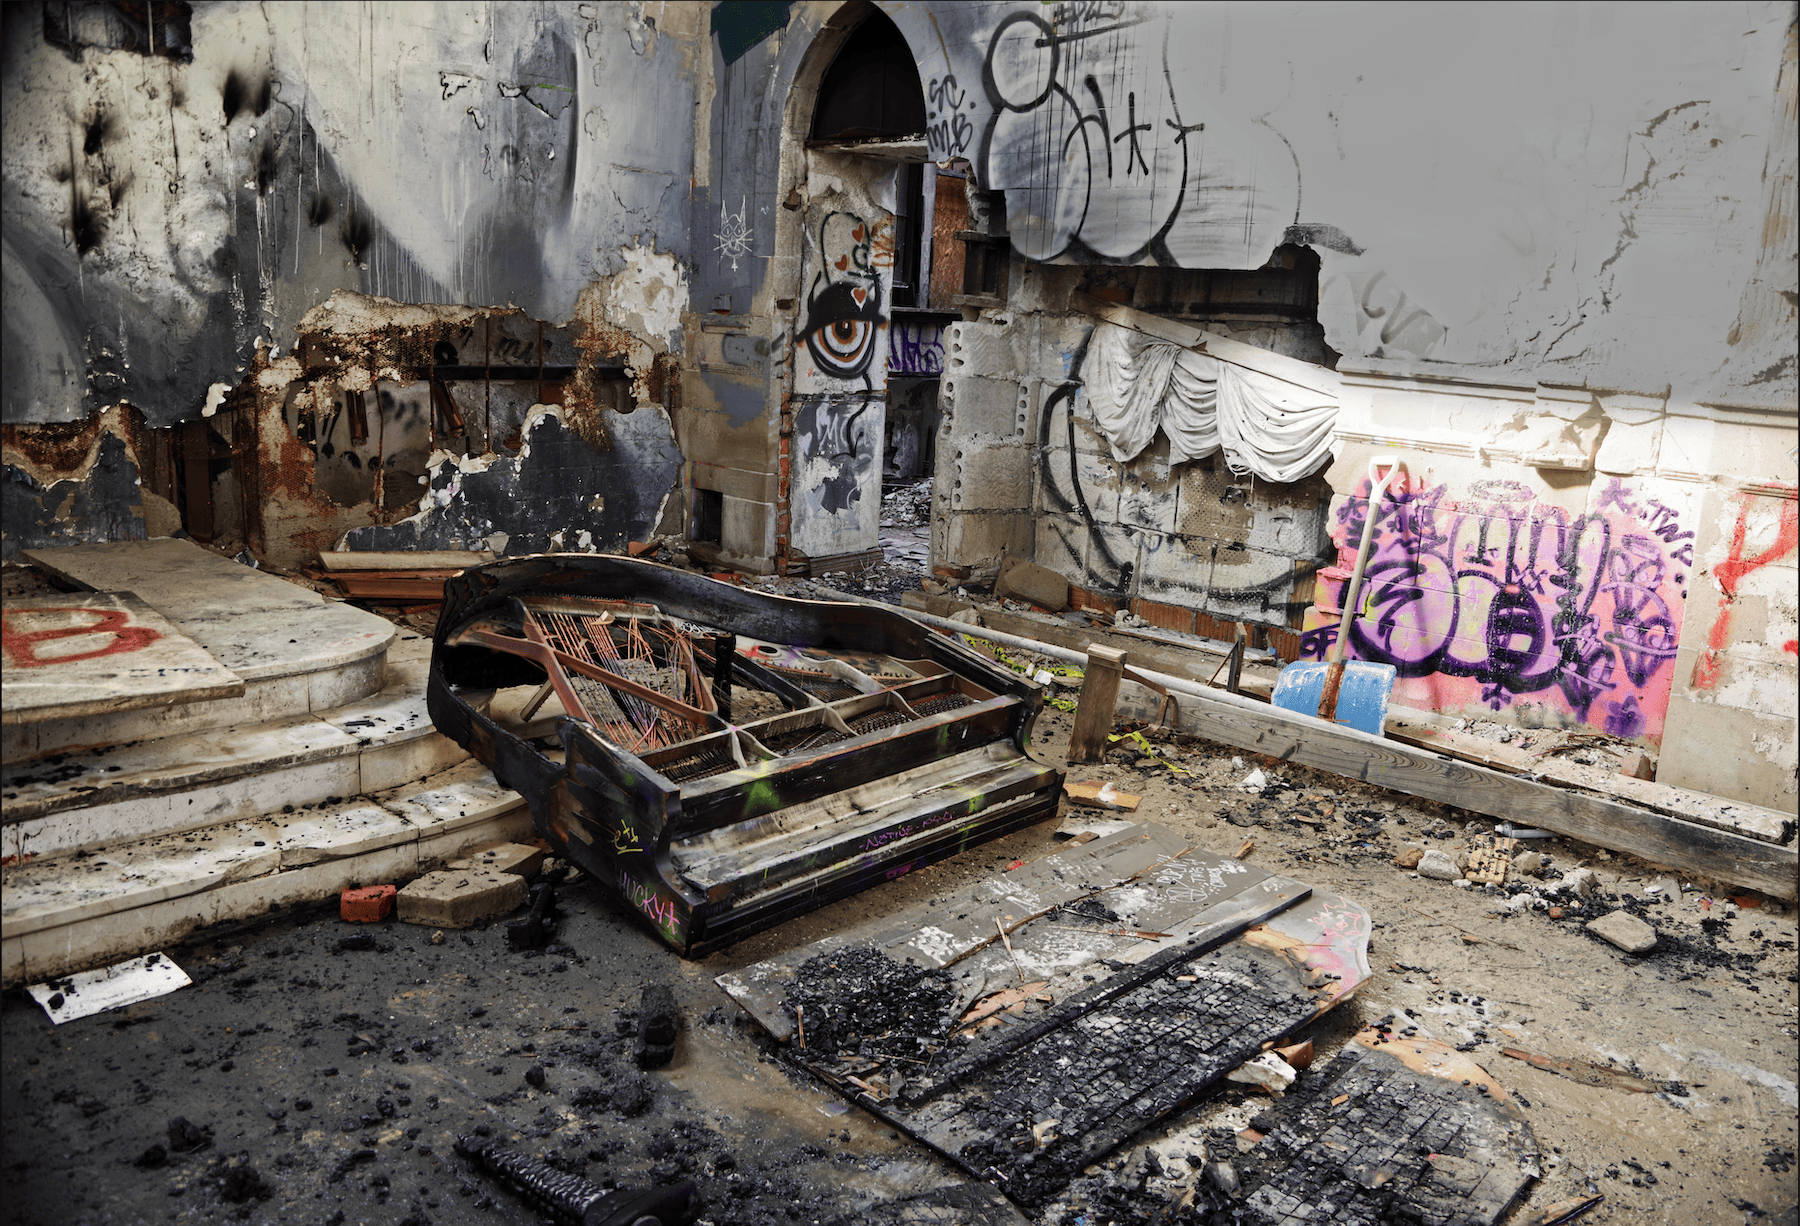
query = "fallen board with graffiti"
xmin=1303 ymin=475 xmax=1696 ymax=745
xmin=428 ymin=555 xmax=1062 ymax=956
xmin=1 ymin=593 xmax=245 ymax=725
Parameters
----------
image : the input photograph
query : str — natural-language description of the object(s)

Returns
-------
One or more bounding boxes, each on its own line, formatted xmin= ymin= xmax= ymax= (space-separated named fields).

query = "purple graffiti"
xmin=887 ymin=320 xmax=946 ymax=375
xmin=1315 ymin=475 xmax=1688 ymax=725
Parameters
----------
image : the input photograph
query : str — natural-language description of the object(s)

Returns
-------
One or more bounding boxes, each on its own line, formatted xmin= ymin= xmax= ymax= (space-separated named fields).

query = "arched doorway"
xmin=773 ymin=3 xmax=936 ymax=576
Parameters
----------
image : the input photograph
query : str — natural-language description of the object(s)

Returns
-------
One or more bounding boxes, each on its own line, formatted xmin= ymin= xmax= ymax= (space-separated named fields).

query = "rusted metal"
xmin=429 ymin=554 xmax=1063 ymax=956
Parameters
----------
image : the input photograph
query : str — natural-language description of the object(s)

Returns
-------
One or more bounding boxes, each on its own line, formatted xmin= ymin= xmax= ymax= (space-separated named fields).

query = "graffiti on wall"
xmin=973 ymin=3 xmax=1293 ymax=266
xmin=798 ymin=211 xmax=886 ymax=389
xmin=1031 ymin=327 xmax=1323 ymax=621
xmin=888 ymin=319 xmax=947 ymax=375
xmin=1691 ymin=492 xmax=1799 ymax=690
xmin=791 ymin=201 xmax=889 ymax=558
xmin=1301 ymin=475 xmax=1693 ymax=741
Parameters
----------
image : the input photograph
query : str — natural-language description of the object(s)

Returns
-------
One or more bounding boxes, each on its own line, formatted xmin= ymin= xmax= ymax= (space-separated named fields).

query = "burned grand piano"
xmin=428 ymin=555 xmax=1063 ymax=955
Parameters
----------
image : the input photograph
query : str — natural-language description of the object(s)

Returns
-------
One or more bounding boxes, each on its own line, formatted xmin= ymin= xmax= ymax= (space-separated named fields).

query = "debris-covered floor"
xmin=3 ymin=476 xmax=1797 ymax=1226
xmin=5 ymin=709 xmax=1796 ymax=1225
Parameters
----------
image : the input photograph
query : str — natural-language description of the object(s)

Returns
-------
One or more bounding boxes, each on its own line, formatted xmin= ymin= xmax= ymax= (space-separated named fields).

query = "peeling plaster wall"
xmin=343 ymin=405 xmax=682 ymax=558
xmin=1 ymin=413 xmax=148 ymax=562
xmin=3 ymin=1 xmax=699 ymax=562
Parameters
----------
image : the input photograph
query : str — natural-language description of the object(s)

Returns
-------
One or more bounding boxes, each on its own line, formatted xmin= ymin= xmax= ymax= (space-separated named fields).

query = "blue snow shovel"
xmin=1271 ymin=456 xmax=1401 ymax=736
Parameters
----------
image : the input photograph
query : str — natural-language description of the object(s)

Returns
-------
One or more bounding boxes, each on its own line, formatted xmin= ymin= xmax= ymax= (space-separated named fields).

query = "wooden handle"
xmin=1316 ymin=659 xmax=1347 ymax=722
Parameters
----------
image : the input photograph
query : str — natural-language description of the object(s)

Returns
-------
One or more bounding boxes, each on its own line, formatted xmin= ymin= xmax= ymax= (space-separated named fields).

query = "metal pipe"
xmin=803 ymin=584 xmax=1281 ymax=713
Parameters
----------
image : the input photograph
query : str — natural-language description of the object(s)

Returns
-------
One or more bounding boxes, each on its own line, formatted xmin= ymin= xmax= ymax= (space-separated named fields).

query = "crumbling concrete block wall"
xmin=913 ymin=2 xmax=1796 ymax=809
xmin=1 ymin=1 xmax=700 ymax=566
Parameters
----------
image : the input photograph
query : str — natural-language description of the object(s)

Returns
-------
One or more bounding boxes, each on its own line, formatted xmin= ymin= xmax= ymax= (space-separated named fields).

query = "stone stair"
xmin=1 ymin=540 xmax=529 ymax=987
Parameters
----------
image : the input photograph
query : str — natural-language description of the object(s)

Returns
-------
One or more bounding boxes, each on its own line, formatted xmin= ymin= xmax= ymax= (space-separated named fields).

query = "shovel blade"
xmin=1271 ymin=660 xmax=1397 ymax=736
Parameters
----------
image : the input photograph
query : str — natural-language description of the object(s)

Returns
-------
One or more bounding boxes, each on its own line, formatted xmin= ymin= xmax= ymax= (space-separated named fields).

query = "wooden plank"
xmin=1157 ymin=686 xmax=1798 ymax=899
xmin=1068 ymin=645 xmax=1125 ymax=765
xmin=1064 ymin=779 xmax=1141 ymax=812
xmin=1386 ymin=716 xmax=1795 ymax=848
xmin=317 ymin=550 xmax=495 ymax=571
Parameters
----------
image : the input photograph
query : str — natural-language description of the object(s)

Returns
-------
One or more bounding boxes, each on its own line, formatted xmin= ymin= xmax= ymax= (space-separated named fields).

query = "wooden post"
xmin=1068 ymin=645 xmax=1126 ymax=765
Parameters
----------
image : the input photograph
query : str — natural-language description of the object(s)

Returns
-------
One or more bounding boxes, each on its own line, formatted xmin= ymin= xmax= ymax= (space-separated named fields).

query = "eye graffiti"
xmin=802 ymin=279 xmax=883 ymax=383
xmin=800 ymin=211 xmax=884 ymax=388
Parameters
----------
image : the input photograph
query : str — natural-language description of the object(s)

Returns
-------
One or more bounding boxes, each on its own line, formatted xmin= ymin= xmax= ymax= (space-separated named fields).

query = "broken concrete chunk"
xmin=446 ymin=841 xmax=545 ymax=878
xmin=396 ymin=868 xmax=527 ymax=929
xmin=1226 ymin=1050 xmax=1297 ymax=1094
xmin=1512 ymin=850 xmax=1547 ymax=877
xmin=1586 ymin=910 xmax=1657 ymax=954
xmin=1416 ymin=849 xmax=1464 ymax=881
xmin=1560 ymin=867 xmax=1599 ymax=898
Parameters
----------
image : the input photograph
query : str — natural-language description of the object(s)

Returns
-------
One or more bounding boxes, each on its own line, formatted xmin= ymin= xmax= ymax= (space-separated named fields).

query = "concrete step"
xmin=0 ymin=637 xmax=474 ymax=861
xmin=7 ymin=540 xmax=396 ymax=760
xmin=1 ymin=759 xmax=531 ymax=987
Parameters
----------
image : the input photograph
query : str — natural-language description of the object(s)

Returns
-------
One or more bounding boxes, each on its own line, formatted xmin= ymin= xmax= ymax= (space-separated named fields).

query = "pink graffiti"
xmin=1302 ymin=475 xmax=1690 ymax=743
xmin=619 ymin=872 xmax=678 ymax=933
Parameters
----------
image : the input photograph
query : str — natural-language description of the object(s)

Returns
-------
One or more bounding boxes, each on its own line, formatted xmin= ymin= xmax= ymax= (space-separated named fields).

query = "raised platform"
xmin=1 ymin=759 xmax=529 ymax=987
xmin=1 ymin=592 xmax=245 ymax=724
xmin=8 ymin=540 xmax=395 ymax=759
xmin=1 ymin=635 xmax=471 ymax=860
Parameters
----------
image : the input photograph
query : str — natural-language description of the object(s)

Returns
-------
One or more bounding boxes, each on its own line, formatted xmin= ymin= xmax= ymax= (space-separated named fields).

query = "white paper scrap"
xmin=27 ymin=953 xmax=192 ymax=1024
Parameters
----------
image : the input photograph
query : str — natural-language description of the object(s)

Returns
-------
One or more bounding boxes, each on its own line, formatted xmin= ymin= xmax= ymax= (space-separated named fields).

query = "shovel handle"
xmin=1316 ymin=658 xmax=1347 ymax=722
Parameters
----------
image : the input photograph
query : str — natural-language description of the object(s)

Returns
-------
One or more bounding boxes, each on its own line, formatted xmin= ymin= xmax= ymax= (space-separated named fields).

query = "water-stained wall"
xmin=3 ymin=1 xmax=698 ymax=564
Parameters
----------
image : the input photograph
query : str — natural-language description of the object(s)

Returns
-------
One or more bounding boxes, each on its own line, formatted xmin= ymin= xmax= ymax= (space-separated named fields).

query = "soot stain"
xmin=338 ymin=210 xmax=373 ymax=266
xmin=254 ymin=141 xmax=279 ymax=195
xmin=71 ymin=196 xmax=105 ymax=256
xmin=306 ymin=193 xmax=336 ymax=227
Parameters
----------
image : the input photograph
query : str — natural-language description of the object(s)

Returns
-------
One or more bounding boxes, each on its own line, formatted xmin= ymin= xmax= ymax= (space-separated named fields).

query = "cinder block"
xmin=996 ymin=556 xmax=1070 ymax=611
xmin=341 ymin=884 xmax=396 ymax=923
xmin=446 ymin=841 xmax=546 ymax=878
xmin=397 ymin=869 xmax=528 ymax=928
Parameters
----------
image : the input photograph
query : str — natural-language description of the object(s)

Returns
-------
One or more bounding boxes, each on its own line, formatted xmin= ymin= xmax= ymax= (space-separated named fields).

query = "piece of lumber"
xmin=1386 ymin=716 xmax=1795 ymax=848
xmin=1155 ymin=690 xmax=1797 ymax=900
xmin=1068 ymin=645 xmax=1126 ymax=765
xmin=317 ymin=550 xmax=495 ymax=571
xmin=1063 ymin=780 xmax=1141 ymax=812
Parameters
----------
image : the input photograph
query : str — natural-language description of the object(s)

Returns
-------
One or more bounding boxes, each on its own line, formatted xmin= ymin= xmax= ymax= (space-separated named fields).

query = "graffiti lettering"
xmin=1306 ymin=475 xmax=1691 ymax=741
xmin=2 ymin=607 xmax=162 ymax=668
xmin=887 ymin=319 xmax=946 ymax=375
xmin=926 ymin=74 xmax=973 ymax=158
xmin=619 ymin=872 xmax=679 ymax=935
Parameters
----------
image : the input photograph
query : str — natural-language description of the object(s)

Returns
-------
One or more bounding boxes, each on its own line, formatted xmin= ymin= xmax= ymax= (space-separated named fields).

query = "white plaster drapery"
xmin=1083 ymin=321 xmax=1337 ymax=483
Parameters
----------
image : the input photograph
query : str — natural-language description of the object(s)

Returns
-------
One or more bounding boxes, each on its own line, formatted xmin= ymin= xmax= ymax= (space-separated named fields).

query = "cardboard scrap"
xmin=28 ymin=953 xmax=191 ymax=1023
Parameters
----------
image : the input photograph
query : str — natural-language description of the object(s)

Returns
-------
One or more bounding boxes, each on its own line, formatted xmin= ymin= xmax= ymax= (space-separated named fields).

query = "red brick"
xmin=1068 ymin=586 xmax=1120 ymax=615
xmin=1131 ymin=598 xmax=1196 ymax=634
xmin=340 ymin=884 xmax=396 ymax=923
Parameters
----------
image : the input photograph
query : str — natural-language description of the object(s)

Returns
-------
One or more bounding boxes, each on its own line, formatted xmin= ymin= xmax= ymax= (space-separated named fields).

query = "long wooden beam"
xmin=1153 ymin=692 xmax=1796 ymax=901
xmin=819 ymin=588 xmax=1798 ymax=899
